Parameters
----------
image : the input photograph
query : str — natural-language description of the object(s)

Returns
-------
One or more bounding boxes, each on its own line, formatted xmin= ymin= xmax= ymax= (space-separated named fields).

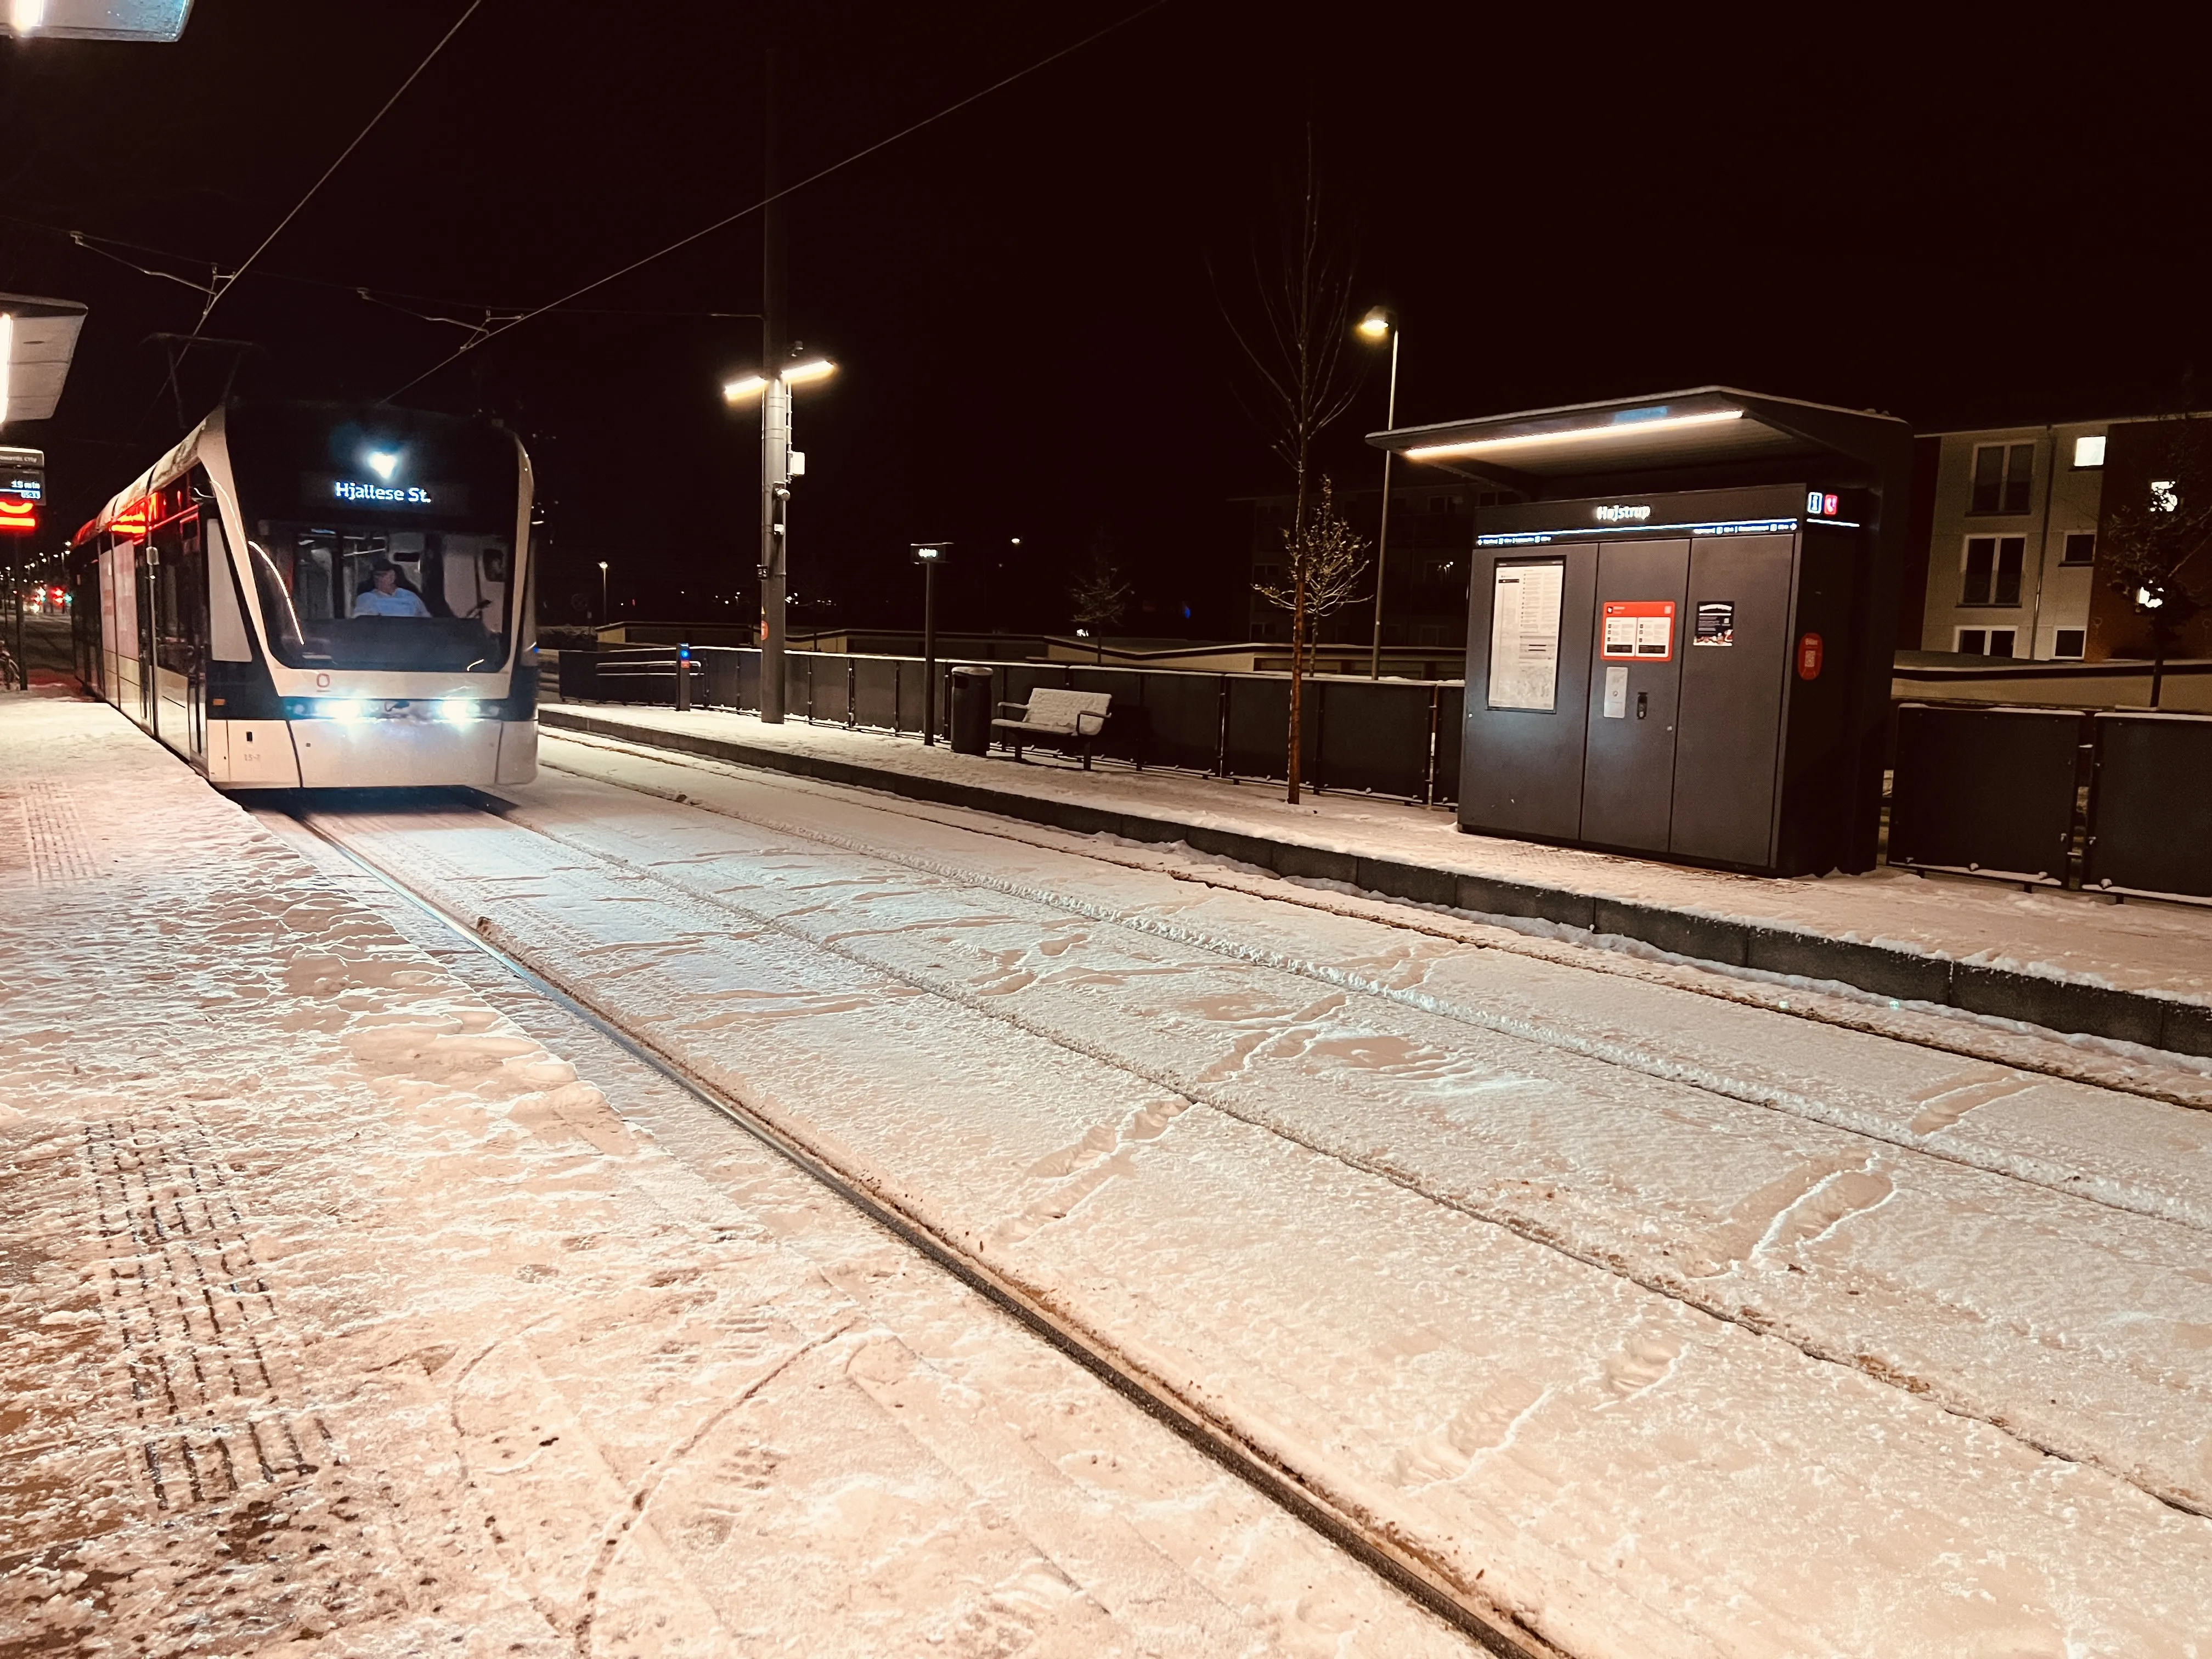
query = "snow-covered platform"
xmin=0 ymin=692 xmax=1468 ymax=1656
xmin=541 ymin=699 xmax=2212 ymax=1059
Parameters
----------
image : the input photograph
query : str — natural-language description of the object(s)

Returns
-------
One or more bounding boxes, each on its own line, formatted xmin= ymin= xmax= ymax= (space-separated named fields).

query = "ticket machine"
xmin=1373 ymin=391 xmax=1910 ymax=876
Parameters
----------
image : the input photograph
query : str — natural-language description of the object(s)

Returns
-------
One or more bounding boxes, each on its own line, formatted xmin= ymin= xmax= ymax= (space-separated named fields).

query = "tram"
xmin=68 ymin=400 xmax=538 ymax=789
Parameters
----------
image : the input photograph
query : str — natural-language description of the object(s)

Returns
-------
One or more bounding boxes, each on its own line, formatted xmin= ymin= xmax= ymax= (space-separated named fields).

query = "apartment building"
xmin=1912 ymin=413 xmax=2212 ymax=662
xmin=1913 ymin=420 xmax=2111 ymax=660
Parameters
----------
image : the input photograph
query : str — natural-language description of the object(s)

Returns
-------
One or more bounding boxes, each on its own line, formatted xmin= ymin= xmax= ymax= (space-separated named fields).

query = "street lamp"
xmin=725 ymin=346 xmax=837 ymax=722
xmin=597 ymin=560 xmax=608 ymax=623
xmin=911 ymin=543 xmax=950 ymax=744
xmin=1357 ymin=306 xmax=1399 ymax=679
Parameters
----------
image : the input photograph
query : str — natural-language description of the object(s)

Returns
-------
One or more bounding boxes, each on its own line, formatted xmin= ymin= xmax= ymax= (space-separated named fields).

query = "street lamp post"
xmin=1357 ymin=307 xmax=1400 ymax=679
xmin=725 ymin=351 xmax=834 ymax=723
xmin=912 ymin=543 xmax=949 ymax=744
xmin=597 ymin=560 xmax=608 ymax=623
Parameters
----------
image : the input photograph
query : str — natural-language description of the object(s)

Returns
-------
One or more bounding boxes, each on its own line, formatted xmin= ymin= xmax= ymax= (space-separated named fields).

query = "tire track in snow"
xmin=309 ymin=797 xmax=2212 ymax=1522
xmin=536 ymin=748 xmax=2212 ymax=1237
xmin=283 ymin=808 xmax=1563 ymax=1659
xmin=540 ymin=730 xmax=2212 ymax=1113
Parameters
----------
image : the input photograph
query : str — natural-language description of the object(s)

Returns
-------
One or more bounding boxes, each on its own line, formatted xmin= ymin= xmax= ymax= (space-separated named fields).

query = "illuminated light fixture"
xmin=321 ymin=699 xmax=370 ymax=722
xmin=724 ymin=357 xmax=836 ymax=404
xmin=1357 ymin=307 xmax=1391 ymax=341
xmin=365 ymin=449 xmax=400 ymax=481
xmin=0 ymin=312 xmax=10 ymax=425
xmin=436 ymin=697 xmax=489 ymax=722
xmin=4 ymin=0 xmax=195 ymax=38
xmin=1403 ymin=408 xmax=1745 ymax=462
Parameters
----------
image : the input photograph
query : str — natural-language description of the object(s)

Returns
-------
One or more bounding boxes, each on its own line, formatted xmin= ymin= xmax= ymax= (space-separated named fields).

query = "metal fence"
xmin=557 ymin=645 xmax=1464 ymax=806
xmin=1889 ymin=704 xmax=2087 ymax=886
xmin=2085 ymin=712 xmax=2212 ymax=902
xmin=1888 ymin=701 xmax=2212 ymax=903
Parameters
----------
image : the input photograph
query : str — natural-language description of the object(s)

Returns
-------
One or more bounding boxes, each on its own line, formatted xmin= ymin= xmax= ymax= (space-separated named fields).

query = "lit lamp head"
xmin=1356 ymin=307 xmax=1393 ymax=343
xmin=722 ymin=353 xmax=837 ymax=405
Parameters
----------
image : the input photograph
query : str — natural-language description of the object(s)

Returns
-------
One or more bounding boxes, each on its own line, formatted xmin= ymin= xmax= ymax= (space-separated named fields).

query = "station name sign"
xmin=1593 ymin=503 xmax=1651 ymax=523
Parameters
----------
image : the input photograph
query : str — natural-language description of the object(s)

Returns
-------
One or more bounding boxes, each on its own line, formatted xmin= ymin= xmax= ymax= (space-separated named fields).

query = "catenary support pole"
xmin=759 ymin=47 xmax=788 ymax=724
xmin=1368 ymin=326 xmax=1400 ymax=679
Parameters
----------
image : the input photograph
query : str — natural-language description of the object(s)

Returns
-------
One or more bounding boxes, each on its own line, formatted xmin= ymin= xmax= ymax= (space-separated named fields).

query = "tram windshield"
xmin=249 ymin=524 xmax=513 ymax=672
xmin=225 ymin=402 xmax=524 ymax=674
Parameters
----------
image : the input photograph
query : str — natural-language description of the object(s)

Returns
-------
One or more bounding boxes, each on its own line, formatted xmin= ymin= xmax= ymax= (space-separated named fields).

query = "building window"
xmin=1956 ymin=627 xmax=2018 ymax=657
xmin=1962 ymin=535 xmax=2025 ymax=605
xmin=1970 ymin=442 xmax=2036 ymax=515
xmin=2052 ymin=628 xmax=2086 ymax=658
xmin=2073 ymin=435 xmax=2106 ymax=469
xmin=2061 ymin=532 xmax=2095 ymax=566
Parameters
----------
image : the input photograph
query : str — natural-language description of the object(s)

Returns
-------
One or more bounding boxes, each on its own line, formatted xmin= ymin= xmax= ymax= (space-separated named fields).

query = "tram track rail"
xmin=287 ymin=780 xmax=2212 ymax=1525
xmin=281 ymin=804 xmax=1568 ymax=1659
xmin=522 ymin=739 xmax=2212 ymax=1243
xmin=539 ymin=729 xmax=2212 ymax=1117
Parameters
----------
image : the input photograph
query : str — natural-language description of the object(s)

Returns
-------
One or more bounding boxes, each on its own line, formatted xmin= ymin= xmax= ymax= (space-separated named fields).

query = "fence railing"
xmin=1888 ymin=702 xmax=2212 ymax=903
xmin=557 ymin=645 xmax=1464 ymax=806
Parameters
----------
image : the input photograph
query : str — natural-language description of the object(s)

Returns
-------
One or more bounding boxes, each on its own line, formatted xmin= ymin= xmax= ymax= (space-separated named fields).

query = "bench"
xmin=992 ymin=687 xmax=1113 ymax=768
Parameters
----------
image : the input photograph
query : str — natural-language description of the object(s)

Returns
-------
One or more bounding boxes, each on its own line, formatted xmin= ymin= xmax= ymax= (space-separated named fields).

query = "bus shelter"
xmin=1372 ymin=388 xmax=1911 ymax=876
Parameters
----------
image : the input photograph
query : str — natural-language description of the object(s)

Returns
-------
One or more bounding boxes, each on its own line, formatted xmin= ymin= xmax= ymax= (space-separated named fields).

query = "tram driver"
xmin=351 ymin=559 xmax=432 ymax=619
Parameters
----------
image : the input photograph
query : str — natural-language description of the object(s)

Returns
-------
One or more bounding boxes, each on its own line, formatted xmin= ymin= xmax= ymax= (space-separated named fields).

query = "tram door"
xmin=150 ymin=494 xmax=207 ymax=767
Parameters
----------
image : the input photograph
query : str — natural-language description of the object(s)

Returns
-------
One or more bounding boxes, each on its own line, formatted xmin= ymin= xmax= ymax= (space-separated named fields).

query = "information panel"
xmin=1488 ymin=558 xmax=1565 ymax=711
xmin=1600 ymin=599 xmax=1675 ymax=661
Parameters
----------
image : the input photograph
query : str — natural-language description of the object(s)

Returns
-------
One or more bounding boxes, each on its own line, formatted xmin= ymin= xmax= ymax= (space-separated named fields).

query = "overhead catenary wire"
xmin=193 ymin=0 xmax=486 ymax=337
xmin=379 ymin=0 xmax=1172 ymax=404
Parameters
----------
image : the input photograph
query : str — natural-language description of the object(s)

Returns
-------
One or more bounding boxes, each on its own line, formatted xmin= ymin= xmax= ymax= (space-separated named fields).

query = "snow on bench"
xmin=991 ymin=687 xmax=1112 ymax=769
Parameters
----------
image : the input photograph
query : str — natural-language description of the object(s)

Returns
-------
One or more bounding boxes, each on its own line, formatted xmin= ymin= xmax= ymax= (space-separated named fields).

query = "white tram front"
xmin=69 ymin=400 xmax=538 ymax=789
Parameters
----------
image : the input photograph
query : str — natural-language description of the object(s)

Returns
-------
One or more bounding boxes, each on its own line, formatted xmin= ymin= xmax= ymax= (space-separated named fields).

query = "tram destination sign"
xmin=305 ymin=473 xmax=469 ymax=513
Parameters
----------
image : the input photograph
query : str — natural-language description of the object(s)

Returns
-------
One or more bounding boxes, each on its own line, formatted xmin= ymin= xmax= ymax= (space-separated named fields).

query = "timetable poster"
xmin=1488 ymin=558 xmax=1564 ymax=712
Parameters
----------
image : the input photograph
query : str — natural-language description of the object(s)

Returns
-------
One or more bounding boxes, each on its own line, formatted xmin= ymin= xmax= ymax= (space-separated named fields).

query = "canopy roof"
xmin=1369 ymin=387 xmax=1909 ymax=497
xmin=0 ymin=294 xmax=89 ymax=426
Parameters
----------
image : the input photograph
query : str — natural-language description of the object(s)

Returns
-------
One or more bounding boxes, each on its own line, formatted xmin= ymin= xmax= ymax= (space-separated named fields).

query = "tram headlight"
xmin=436 ymin=698 xmax=491 ymax=723
xmin=321 ymin=699 xmax=371 ymax=723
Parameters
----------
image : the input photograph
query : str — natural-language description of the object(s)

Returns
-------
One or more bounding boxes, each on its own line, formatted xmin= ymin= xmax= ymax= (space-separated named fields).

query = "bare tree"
xmin=1253 ymin=475 xmax=1370 ymax=679
xmin=1069 ymin=531 xmax=1132 ymax=664
xmin=1216 ymin=132 xmax=1365 ymax=804
xmin=2101 ymin=422 xmax=2212 ymax=708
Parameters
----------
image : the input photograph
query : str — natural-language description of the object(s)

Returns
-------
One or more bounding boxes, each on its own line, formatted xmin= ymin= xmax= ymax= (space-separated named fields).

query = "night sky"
xmin=2 ymin=3 xmax=2204 ymax=638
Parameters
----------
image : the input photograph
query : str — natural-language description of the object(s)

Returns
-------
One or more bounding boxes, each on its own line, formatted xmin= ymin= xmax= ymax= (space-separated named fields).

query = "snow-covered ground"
xmin=547 ymin=699 xmax=2212 ymax=1005
xmin=0 ymin=695 xmax=1474 ymax=1658
xmin=271 ymin=727 xmax=2212 ymax=1655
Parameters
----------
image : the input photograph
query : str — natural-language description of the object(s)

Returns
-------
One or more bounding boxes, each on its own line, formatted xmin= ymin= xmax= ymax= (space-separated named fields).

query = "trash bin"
xmin=950 ymin=666 xmax=994 ymax=755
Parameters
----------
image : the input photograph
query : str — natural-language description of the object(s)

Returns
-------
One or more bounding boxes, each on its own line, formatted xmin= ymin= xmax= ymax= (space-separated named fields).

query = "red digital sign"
xmin=0 ymin=495 xmax=36 ymax=535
